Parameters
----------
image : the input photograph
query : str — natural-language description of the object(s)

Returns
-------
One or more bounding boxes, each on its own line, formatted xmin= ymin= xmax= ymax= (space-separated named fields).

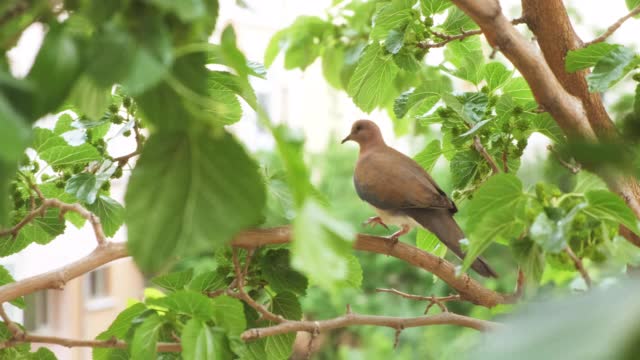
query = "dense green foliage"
xmin=1 ymin=0 xmax=640 ymax=359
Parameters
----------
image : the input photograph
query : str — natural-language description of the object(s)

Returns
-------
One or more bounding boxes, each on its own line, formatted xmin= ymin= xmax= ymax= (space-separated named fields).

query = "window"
xmin=24 ymin=291 xmax=49 ymax=331
xmin=87 ymin=267 xmax=110 ymax=299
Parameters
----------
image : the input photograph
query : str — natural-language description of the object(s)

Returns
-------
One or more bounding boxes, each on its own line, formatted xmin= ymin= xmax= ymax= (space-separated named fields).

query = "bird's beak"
xmin=341 ymin=134 xmax=352 ymax=144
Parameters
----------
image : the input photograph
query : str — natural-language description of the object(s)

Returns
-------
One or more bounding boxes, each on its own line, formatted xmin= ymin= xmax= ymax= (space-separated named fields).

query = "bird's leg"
xmin=363 ymin=216 xmax=389 ymax=230
xmin=387 ymin=224 xmax=410 ymax=247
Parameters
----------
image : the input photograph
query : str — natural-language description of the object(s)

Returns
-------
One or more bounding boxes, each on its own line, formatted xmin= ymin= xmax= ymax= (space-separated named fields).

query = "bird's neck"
xmin=359 ymin=139 xmax=386 ymax=155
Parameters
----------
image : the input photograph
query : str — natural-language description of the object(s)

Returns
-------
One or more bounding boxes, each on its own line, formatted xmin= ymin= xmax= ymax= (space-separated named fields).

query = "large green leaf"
xmin=347 ymin=43 xmax=399 ymax=112
xmin=441 ymin=7 xmax=478 ymax=34
xmin=393 ymin=86 xmax=441 ymax=119
xmin=182 ymin=319 xmax=216 ymax=360
xmin=125 ymin=131 xmax=265 ymax=273
xmin=503 ymin=77 xmax=534 ymax=105
xmin=464 ymin=174 xmax=526 ymax=232
xmin=587 ymin=46 xmax=638 ymax=92
xmin=130 ymin=313 xmax=163 ymax=360
xmin=188 ymin=270 xmax=227 ymax=292
xmin=530 ymin=204 xmax=586 ymax=253
xmin=211 ymin=295 xmax=246 ymax=336
xmin=583 ymin=190 xmax=640 ymax=235
xmin=371 ymin=0 xmax=415 ymax=40
xmin=265 ymin=292 xmax=302 ymax=360
xmin=413 ymin=140 xmax=441 ymax=172
xmin=151 ymin=269 xmax=194 ymax=292
xmin=526 ymin=113 xmax=565 ymax=143
xmin=420 ymin=0 xmax=452 ymax=15
xmin=444 ymin=37 xmax=484 ymax=84
xmin=292 ymin=201 xmax=355 ymax=293
xmin=65 ymin=76 xmax=113 ymax=119
xmin=0 ymin=94 xmax=30 ymax=162
xmin=450 ymin=150 xmax=481 ymax=189
xmin=482 ymin=62 xmax=512 ymax=91
xmin=565 ymin=43 xmax=618 ymax=72
xmin=86 ymin=195 xmax=124 ymax=237
xmin=511 ymin=237 xmax=545 ymax=286
xmin=148 ymin=290 xmax=215 ymax=320
xmin=147 ymin=0 xmax=206 ymax=21
xmin=261 ymin=249 xmax=308 ymax=295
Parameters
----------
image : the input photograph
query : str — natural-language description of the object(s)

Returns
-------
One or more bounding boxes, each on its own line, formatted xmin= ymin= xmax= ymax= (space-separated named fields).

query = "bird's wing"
xmin=354 ymin=147 xmax=455 ymax=211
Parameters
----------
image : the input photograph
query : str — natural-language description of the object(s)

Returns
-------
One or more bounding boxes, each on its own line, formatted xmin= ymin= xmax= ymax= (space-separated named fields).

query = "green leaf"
xmin=444 ymin=37 xmax=484 ymax=84
xmin=626 ymin=0 xmax=640 ymax=15
xmin=530 ymin=204 xmax=586 ymax=253
xmin=29 ymin=348 xmax=57 ymax=360
xmin=151 ymin=269 xmax=194 ymax=292
xmin=465 ymin=174 xmax=526 ymax=233
xmin=182 ymin=319 xmax=216 ymax=360
xmin=264 ymin=29 xmax=287 ymax=68
xmin=96 ymin=302 xmax=147 ymax=340
xmin=147 ymin=0 xmax=206 ymax=21
xmin=266 ymin=292 xmax=302 ymax=360
xmin=206 ymin=73 xmax=243 ymax=125
xmin=416 ymin=228 xmax=447 ymax=259
xmin=65 ymin=76 xmax=113 ymax=120
xmin=282 ymin=17 xmax=330 ymax=70
xmin=413 ymin=140 xmax=441 ymax=172
xmin=0 ymin=265 xmax=24 ymax=308
xmin=421 ymin=0 xmax=452 ymax=15
xmin=0 ymin=94 xmax=30 ymax=162
xmin=565 ymin=43 xmax=619 ymax=72
xmin=15 ymin=207 xmax=66 ymax=245
xmin=271 ymin=125 xmax=315 ymax=207
xmin=441 ymin=7 xmax=478 ymax=34
xmin=583 ymin=190 xmax=640 ymax=235
xmin=450 ymin=150 xmax=481 ymax=189
xmin=292 ymin=201 xmax=355 ymax=293
xmin=261 ymin=249 xmax=308 ymax=295
xmin=482 ymin=62 xmax=512 ymax=91
xmin=347 ymin=43 xmax=399 ymax=112
xmin=573 ymin=172 xmax=607 ymax=193
xmin=148 ymin=290 xmax=215 ymax=320
xmin=322 ymin=46 xmax=345 ymax=89
xmin=86 ymin=195 xmax=124 ymax=237
xmin=393 ymin=48 xmax=421 ymax=72
xmin=0 ymin=160 xmax=15 ymax=228
xmin=209 ymin=70 xmax=257 ymax=109
xmin=371 ymin=0 xmax=415 ymax=40
xmin=385 ymin=28 xmax=405 ymax=55
xmin=511 ymin=237 xmax=545 ymax=286
xmin=188 ymin=270 xmax=227 ymax=292
xmin=125 ymin=131 xmax=265 ymax=273
xmin=65 ymin=173 xmax=99 ymax=204
xmin=26 ymin=27 xmax=82 ymax=118
xmin=336 ymin=254 xmax=363 ymax=289
xmin=586 ymin=46 xmax=638 ymax=92
xmin=130 ymin=313 xmax=163 ymax=360
xmin=211 ymin=295 xmax=246 ymax=336
xmin=526 ymin=113 xmax=565 ymax=143
xmin=503 ymin=77 xmax=534 ymax=105
xmin=393 ymin=86 xmax=440 ymax=119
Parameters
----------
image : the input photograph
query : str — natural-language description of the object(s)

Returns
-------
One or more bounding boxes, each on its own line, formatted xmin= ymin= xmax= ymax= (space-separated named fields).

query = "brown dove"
xmin=342 ymin=119 xmax=497 ymax=278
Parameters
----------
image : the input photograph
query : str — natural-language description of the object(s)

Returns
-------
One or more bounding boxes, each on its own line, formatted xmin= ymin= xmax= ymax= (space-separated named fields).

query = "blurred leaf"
xmin=28 ymin=348 xmax=57 ymax=359
xmin=261 ymin=249 xmax=308 ymax=295
xmin=503 ymin=77 xmax=534 ymax=105
xmin=472 ymin=280 xmax=640 ymax=360
xmin=271 ymin=125 xmax=315 ymax=207
xmin=148 ymin=290 xmax=215 ymax=320
xmin=421 ymin=0 xmax=452 ymax=15
xmin=450 ymin=150 xmax=481 ymax=189
xmin=0 ymin=94 xmax=30 ymax=162
xmin=264 ymin=30 xmax=287 ymax=68
xmin=526 ymin=113 xmax=565 ymax=143
xmin=347 ymin=43 xmax=399 ymax=112
xmin=125 ymin=131 xmax=265 ymax=273
xmin=416 ymin=228 xmax=439 ymax=252
xmin=530 ymin=204 xmax=585 ymax=253
xmin=573 ymin=172 xmax=607 ymax=193
xmin=292 ymin=201 xmax=355 ymax=293
xmin=86 ymin=195 xmax=124 ymax=237
xmin=511 ymin=237 xmax=545 ymax=286
xmin=147 ymin=0 xmax=206 ymax=21
xmin=266 ymin=292 xmax=302 ymax=360
xmin=130 ymin=313 xmax=163 ymax=360
xmin=413 ymin=140 xmax=441 ymax=172
xmin=626 ymin=0 xmax=640 ymax=16
xmin=586 ymin=46 xmax=638 ymax=92
xmin=565 ymin=43 xmax=618 ymax=72
xmin=65 ymin=76 xmax=112 ymax=119
xmin=482 ymin=62 xmax=512 ymax=91
xmin=371 ymin=0 xmax=415 ymax=40
xmin=385 ymin=28 xmax=405 ymax=54
xmin=151 ymin=269 xmax=194 ymax=292
xmin=322 ymin=46 xmax=345 ymax=89
xmin=182 ymin=319 xmax=216 ymax=360
xmin=441 ymin=7 xmax=478 ymax=34
xmin=211 ymin=295 xmax=246 ymax=336
xmin=583 ymin=190 xmax=640 ymax=235
xmin=188 ymin=270 xmax=227 ymax=292
xmin=209 ymin=70 xmax=257 ymax=109
xmin=0 ymin=265 xmax=24 ymax=308
xmin=0 ymin=160 xmax=16 ymax=228
xmin=444 ymin=37 xmax=484 ymax=84
xmin=26 ymin=27 xmax=82 ymax=118
xmin=96 ymin=302 xmax=147 ymax=340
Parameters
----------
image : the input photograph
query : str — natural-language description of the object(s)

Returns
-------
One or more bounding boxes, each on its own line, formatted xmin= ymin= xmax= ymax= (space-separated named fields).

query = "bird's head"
xmin=341 ymin=120 xmax=385 ymax=148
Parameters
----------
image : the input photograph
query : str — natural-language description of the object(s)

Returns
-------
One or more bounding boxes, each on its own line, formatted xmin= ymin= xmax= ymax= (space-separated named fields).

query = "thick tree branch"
xmin=585 ymin=6 xmax=640 ymax=46
xmin=241 ymin=312 xmax=499 ymax=341
xmin=232 ymin=227 xmax=517 ymax=308
xmin=0 ymin=242 xmax=127 ymax=304
xmin=0 ymin=334 xmax=181 ymax=352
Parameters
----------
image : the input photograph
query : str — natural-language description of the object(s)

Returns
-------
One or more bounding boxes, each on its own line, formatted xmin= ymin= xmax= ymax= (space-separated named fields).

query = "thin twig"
xmin=0 ymin=334 xmax=180 ymax=352
xmin=375 ymin=288 xmax=461 ymax=313
xmin=585 ymin=6 xmax=640 ymax=46
xmin=474 ymin=136 xmax=501 ymax=174
xmin=417 ymin=17 xmax=525 ymax=49
xmin=0 ymin=304 xmax=23 ymax=339
xmin=547 ymin=145 xmax=581 ymax=174
xmin=241 ymin=312 xmax=499 ymax=341
xmin=565 ymin=246 xmax=592 ymax=289
xmin=0 ymin=198 xmax=107 ymax=245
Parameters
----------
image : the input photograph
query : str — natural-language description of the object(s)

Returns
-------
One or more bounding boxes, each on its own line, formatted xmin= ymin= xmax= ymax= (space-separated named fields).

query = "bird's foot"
xmin=363 ymin=216 xmax=389 ymax=230
xmin=385 ymin=225 xmax=410 ymax=255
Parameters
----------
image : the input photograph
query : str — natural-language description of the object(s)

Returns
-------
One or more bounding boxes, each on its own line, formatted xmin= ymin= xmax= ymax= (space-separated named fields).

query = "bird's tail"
xmin=404 ymin=208 xmax=498 ymax=278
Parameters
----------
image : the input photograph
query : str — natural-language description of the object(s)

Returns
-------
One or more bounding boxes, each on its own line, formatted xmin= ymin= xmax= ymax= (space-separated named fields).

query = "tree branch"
xmin=564 ymin=246 xmax=592 ymax=289
xmin=585 ymin=6 xmax=640 ymax=46
xmin=547 ymin=145 xmax=581 ymax=174
xmin=241 ymin=312 xmax=499 ymax=341
xmin=376 ymin=288 xmax=461 ymax=313
xmin=473 ymin=136 xmax=501 ymax=174
xmin=232 ymin=227 xmax=517 ymax=308
xmin=0 ymin=334 xmax=181 ymax=352
xmin=417 ymin=17 xmax=526 ymax=49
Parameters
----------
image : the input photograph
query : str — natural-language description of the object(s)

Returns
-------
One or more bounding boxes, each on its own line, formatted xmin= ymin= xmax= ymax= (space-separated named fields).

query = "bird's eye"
xmin=355 ymin=125 xmax=362 ymax=132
